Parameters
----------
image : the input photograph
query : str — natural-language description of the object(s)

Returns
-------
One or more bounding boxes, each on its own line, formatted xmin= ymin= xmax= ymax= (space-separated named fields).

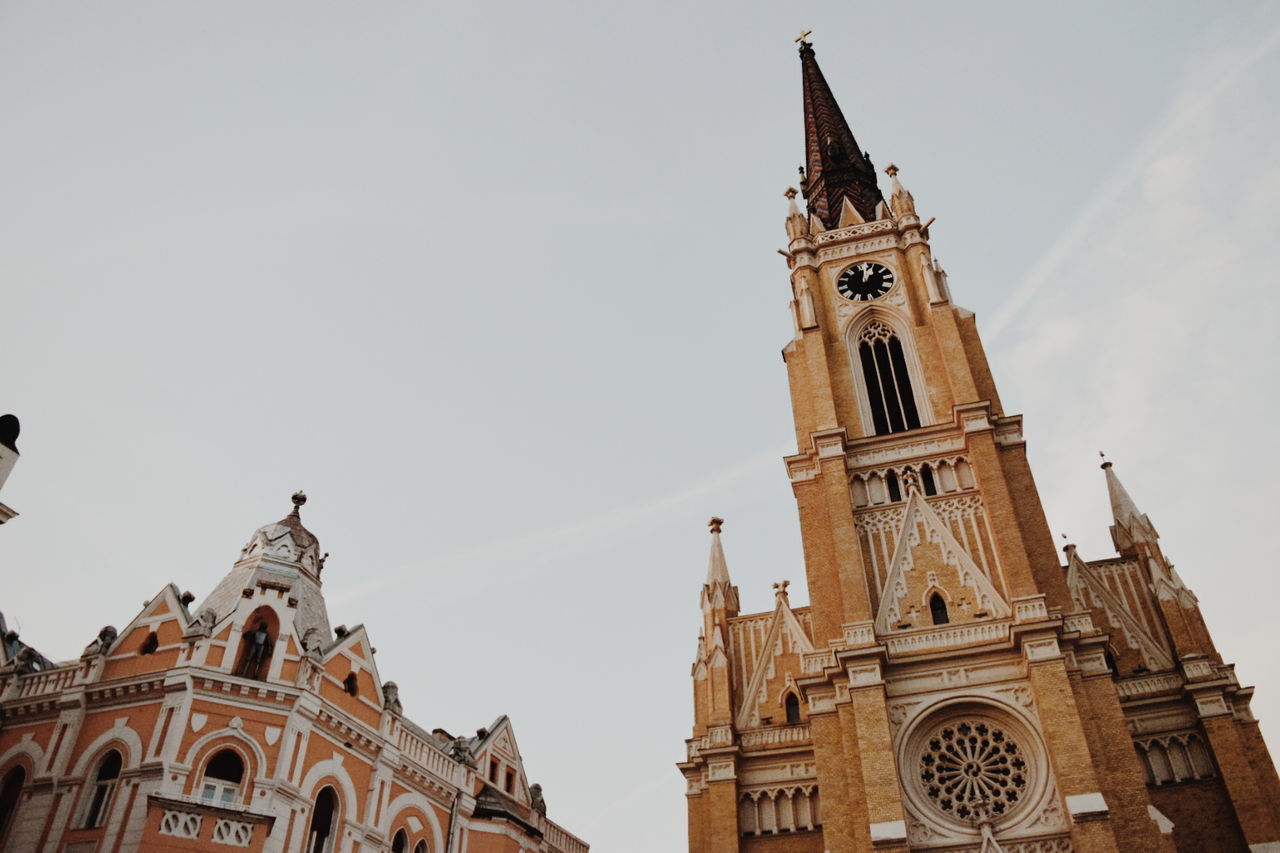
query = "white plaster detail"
xmin=228 ymin=715 xmax=243 ymax=730
xmin=869 ymin=819 xmax=907 ymax=843
xmin=191 ymin=713 xmax=208 ymax=732
xmin=1194 ymin=694 xmax=1230 ymax=718
xmin=407 ymin=816 xmax=423 ymax=833
xmin=847 ymin=663 xmax=882 ymax=687
xmin=212 ymin=817 xmax=253 ymax=846
xmin=1248 ymin=843 xmax=1280 ymax=852
xmin=1065 ymin=792 xmax=1108 ymax=821
xmin=1023 ymin=638 xmax=1061 ymax=661
xmin=159 ymin=810 xmax=202 ymax=838
xmin=264 ymin=726 xmax=281 ymax=746
xmin=1148 ymin=805 xmax=1174 ymax=834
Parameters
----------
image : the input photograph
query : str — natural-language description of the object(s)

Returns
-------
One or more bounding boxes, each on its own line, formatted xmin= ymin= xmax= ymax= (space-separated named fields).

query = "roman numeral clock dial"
xmin=836 ymin=262 xmax=895 ymax=302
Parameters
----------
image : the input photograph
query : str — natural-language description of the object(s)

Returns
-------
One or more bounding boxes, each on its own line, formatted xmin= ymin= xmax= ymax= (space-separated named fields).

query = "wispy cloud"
xmin=985 ymin=17 xmax=1280 ymax=341
xmin=335 ymin=447 xmax=786 ymax=604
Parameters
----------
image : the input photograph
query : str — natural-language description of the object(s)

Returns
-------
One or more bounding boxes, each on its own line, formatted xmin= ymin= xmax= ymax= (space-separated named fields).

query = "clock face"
xmin=836 ymin=262 xmax=895 ymax=302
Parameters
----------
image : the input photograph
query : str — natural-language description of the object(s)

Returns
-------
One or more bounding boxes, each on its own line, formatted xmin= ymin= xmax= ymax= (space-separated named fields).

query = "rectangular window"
xmin=504 ymin=769 xmax=515 ymax=794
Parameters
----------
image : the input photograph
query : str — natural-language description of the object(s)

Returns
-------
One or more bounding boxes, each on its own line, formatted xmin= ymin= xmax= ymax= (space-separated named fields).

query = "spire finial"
xmin=291 ymin=490 xmax=307 ymax=516
xmin=708 ymin=516 xmax=724 ymax=534
xmin=795 ymin=29 xmax=813 ymax=49
xmin=884 ymin=163 xmax=899 ymax=177
xmin=784 ymin=186 xmax=798 ymax=200
xmin=1099 ymin=450 xmax=1111 ymax=470
xmin=773 ymin=580 xmax=791 ymax=602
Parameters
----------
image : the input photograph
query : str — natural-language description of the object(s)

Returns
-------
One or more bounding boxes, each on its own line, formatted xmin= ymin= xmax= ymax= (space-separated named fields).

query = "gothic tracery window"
xmin=856 ymin=320 xmax=922 ymax=435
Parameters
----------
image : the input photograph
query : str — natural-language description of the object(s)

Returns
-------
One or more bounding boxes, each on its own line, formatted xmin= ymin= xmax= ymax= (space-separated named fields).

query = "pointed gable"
xmin=875 ymin=493 xmax=1010 ymax=633
xmin=100 ymin=584 xmax=191 ymax=679
xmin=1065 ymin=549 xmax=1174 ymax=672
xmin=734 ymin=592 xmax=814 ymax=729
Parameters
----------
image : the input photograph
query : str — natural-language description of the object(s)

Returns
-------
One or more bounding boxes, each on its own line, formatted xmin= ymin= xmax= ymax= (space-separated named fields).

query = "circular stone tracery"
xmin=918 ymin=720 xmax=1029 ymax=821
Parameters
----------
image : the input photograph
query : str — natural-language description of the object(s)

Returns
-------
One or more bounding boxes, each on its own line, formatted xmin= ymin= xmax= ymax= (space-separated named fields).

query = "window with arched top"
xmin=392 ymin=829 xmax=409 ymax=853
xmin=413 ymin=841 xmax=428 ymax=853
xmin=81 ymin=750 xmax=122 ymax=828
xmin=854 ymin=320 xmax=923 ymax=436
xmin=199 ymin=749 xmax=245 ymax=805
xmin=929 ymin=593 xmax=950 ymax=625
xmin=784 ymin=693 xmax=802 ymax=725
xmin=0 ymin=765 xmax=25 ymax=841
xmin=307 ymin=786 xmax=338 ymax=853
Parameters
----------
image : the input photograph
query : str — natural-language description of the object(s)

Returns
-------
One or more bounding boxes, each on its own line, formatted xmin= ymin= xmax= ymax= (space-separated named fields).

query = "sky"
xmin=2 ymin=2 xmax=1279 ymax=850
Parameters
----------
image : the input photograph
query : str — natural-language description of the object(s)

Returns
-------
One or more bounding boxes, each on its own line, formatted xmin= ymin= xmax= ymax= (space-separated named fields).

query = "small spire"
xmin=784 ymin=187 xmax=807 ymax=240
xmin=1100 ymin=458 xmax=1159 ymax=553
xmin=773 ymin=580 xmax=791 ymax=603
xmin=291 ymin=490 xmax=307 ymax=517
xmin=706 ymin=517 xmax=731 ymax=585
xmin=885 ymin=162 xmax=916 ymax=217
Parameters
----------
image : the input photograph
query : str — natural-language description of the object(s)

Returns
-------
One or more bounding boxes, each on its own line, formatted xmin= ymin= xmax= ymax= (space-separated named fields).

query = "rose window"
xmin=918 ymin=720 xmax=1028 ymax=820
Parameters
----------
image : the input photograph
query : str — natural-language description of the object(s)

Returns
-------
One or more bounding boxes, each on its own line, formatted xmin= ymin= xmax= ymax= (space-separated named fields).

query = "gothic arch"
xmin=844 ymin=310 xmax=931 ymax=437
xmin=298 ymin=761 xmax=360 ymax=827
xmin=69 ymin=726 xmax=144 ymax=778
xmin=381 ymin=792 xmax=446 ymax=853
xmin=181 ymin=731 xmax=266 ymax=795
xmin=0 ymin=740 xmax=44 ymax=778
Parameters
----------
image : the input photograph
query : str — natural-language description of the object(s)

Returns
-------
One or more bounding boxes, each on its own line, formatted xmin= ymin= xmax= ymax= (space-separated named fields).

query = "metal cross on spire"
xmin=795 ymin=29 xmax=813 ymax=46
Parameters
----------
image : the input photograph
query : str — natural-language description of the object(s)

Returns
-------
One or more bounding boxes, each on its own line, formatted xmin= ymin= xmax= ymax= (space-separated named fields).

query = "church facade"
xmin=679 ymin=39 xmax=1280 ymax=853
xmin=0 ymin=493 xmax=587 ymax=853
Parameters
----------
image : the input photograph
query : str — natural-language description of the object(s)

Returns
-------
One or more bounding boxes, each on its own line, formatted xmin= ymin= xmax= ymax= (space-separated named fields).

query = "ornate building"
xmin=0 ymin=492 xmax=587 ymax=853
xmin=679 ymin=38 xmax=1280 ymax=853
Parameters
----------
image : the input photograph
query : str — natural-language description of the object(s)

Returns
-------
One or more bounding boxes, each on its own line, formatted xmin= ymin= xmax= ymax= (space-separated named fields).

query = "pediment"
xmin=874 ymin=493 xmax=1010 ymax=634
xmin=734 ymin=599 xmax=814 ymax=729
xmin=1065 ymin=552 xmax=1173 ymax=670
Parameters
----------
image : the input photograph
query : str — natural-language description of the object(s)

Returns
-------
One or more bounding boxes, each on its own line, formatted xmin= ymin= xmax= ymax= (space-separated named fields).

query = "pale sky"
xmin=3 ymin=3 xmax=1279 ymax=850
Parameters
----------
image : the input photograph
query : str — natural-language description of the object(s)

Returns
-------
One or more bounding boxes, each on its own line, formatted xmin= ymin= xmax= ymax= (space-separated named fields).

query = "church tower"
xmin=679 ymin=37 xmax=1280 ymax=853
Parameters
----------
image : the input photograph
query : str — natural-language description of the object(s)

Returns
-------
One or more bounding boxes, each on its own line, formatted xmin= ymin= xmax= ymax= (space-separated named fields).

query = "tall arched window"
xmin=413 ymin=841 xmax=428 ymax=853
xmin=307 ymin=786 xmax=338 ymax=853
xmin=392 ymin=829 xmax=409 ymax=853
xmin=929 ymin=593 xmax=950 ymax=625
xmin=199 ymin=749 xmax=245 ymax=805
xmin=81 ymin=750 xmax=122 ymax=828
xmin=784 ymin=693 xmax=802 ymax=725
xmin=856 ymin=320 xmax=922 ymax=435
xmin=0 ymin=766 xmax=25 ymax=840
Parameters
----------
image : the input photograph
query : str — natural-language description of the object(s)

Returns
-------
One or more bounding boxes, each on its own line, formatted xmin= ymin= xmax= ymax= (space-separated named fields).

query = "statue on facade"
xmin=235 ymin=620 xmax=273 ymax=679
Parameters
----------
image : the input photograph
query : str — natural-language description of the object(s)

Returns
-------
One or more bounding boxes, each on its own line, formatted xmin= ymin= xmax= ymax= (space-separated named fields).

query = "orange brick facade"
xmin=678 ymin=39 xmax=1280 ymax=853
xmin=0 ymin=495 xmax=587 ymax=853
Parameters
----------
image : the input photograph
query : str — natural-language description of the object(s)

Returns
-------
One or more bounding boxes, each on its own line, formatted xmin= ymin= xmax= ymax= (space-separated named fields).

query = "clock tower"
xmin=678 ymin=37 xmax=1280 ymax=853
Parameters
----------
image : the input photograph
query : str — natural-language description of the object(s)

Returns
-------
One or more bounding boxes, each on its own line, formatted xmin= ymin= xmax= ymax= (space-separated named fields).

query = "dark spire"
xmin=798 ymin=38 xmax=885 ymax=227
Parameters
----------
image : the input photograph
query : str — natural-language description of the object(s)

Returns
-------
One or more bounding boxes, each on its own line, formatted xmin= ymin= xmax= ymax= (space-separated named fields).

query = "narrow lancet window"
xmin=785 ymin=693 xmax=802 ymax=724
xmin=886 ymin=471 xmax=902 ymax=503
xmin=929 ymin=593 xmax=950 ymax=625
xmin=921 ymin=464 xmax=938 ymax=496
xmin=857 ymin=321 xmax=922 ymax=436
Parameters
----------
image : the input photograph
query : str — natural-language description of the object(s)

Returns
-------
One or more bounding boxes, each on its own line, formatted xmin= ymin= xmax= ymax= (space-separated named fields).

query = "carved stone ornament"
xmin=83 ymin=625 xmax=118 ymax=658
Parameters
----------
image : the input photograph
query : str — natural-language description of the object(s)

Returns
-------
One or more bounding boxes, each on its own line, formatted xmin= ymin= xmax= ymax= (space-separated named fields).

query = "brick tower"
xmin=678 ymin=37 xmax=1280 ymax=853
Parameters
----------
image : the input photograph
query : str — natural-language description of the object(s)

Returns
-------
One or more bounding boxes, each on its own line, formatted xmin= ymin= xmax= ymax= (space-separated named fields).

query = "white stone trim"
xmin=1147 ymin=805 xmax=1174 ymax=834
xmin=380 ymin=791 xmax=446 ymax=853
xmin=68 ymin=721 xmax=144 ymax=778
xmin=1065 ymin=792 xmax=1108 ymax=821
xmin=869 ymin=818 xmax=907 ymax=843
